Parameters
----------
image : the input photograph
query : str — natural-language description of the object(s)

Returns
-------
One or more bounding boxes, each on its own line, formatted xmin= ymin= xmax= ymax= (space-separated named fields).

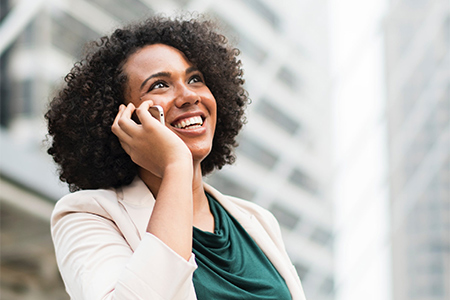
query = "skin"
xmin=111 ymin=44 xmax=217 ymax=260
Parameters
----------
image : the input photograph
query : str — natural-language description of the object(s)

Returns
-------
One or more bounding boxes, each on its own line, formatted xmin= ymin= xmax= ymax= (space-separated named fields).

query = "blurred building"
xmin=384 ymin=0 xmax=450 ymax=299
xmin=0 ymin=0 xmax=333 ymax=299
xmin=328 ymin=0 xmax=391 ymax=299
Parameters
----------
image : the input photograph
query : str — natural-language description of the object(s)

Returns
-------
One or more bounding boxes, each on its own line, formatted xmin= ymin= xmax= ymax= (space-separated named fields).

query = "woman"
xmin=46 ymin=14 xmax=306 ymax=299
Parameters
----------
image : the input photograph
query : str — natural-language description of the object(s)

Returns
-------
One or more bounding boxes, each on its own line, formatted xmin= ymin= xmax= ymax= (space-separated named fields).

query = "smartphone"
xmin=148 ymin=105 xmax=165 ymax=125
xmin=132 ymin=105 xmax=165 ymax=125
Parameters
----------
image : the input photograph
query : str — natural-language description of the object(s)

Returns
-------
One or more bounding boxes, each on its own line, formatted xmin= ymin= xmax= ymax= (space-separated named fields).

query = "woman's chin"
xmin=190 ymin=146 xmax=212 ymax=165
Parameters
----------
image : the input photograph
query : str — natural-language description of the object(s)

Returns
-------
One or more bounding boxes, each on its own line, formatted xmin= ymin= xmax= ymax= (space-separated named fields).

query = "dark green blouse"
xmin=192 ymin=193 xmax=292 ymax=299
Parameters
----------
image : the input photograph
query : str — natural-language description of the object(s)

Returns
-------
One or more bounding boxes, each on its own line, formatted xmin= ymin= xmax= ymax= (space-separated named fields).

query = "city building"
xmin=384 ymin=0 xmax=450 ymax=298
xmin=0 ymin=0 xmax=333 ymax=299
xmin=328 ymin=0 xmax=392 ymax=299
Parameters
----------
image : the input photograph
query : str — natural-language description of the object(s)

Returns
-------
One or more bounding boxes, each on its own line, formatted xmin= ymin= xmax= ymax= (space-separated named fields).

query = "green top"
xmin=192 ymin=193 xmax=292 ymax=299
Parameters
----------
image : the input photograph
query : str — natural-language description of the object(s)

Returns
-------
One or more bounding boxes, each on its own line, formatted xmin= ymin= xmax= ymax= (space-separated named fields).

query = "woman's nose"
xmin=174 ymin=84 xmax=200 ymax=108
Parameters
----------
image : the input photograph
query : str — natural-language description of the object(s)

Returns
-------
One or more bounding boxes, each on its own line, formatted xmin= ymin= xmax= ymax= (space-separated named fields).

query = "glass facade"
xmin=385 ymin=0 xmax=450 ymax=299
xmin=51 ymin=11 xmax=100 ymax=58
xmin=256 ymin=98 xmax=301 ymax=135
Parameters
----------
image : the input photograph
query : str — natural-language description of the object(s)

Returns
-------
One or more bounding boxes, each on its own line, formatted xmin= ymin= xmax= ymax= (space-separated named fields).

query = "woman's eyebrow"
xmin=185 ymin=66 xmax=198 ymax=74
xmin=139 ymin=67 xmax=199 ymax=91
xmin=140 ymin=71 xmax=171 ymax=91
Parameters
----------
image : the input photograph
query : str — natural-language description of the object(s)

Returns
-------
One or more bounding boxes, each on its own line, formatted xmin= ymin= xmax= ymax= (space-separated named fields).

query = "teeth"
xmin=174 ymin=116 xmax=203 ymax=129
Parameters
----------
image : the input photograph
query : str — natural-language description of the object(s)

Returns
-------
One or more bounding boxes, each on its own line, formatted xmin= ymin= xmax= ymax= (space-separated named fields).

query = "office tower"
xmin=385 ymin=0 xmax=450 ymax=299
xmin=328 ymin=1 xmax=391 ymax=299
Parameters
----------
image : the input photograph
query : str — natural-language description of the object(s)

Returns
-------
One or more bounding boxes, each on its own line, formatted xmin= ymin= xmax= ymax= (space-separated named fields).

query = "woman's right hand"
xmin=111 ymin=101 xmax=192 ymax=178
xmin=112 ymin=101 xmax=195 ymax=261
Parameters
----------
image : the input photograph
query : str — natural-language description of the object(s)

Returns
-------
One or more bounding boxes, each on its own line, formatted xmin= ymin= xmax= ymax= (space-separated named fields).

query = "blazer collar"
xmin=116 ymin=177 xmax=155 ymax=246
xmin=117 ymin=176 xmax=155 ymax=207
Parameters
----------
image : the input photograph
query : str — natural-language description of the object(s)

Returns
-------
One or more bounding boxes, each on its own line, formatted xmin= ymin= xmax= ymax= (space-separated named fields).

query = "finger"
xmin=117 ymin=103 xmax=140 ymax=133
xmin=136 ymin=100 xmax=153 ymax=118
xmin=122 ymin=102 xmax=136 ymax=119
xmin=113 ymin=104 xmax=125 ymax=124
xmin=112 ymin=106 xmax=134 ymax=153
xmin=133 ymin=101 xmax=151 ymax=124
xmin=136 ymin=101 xmax=160 ymax=125
xmin=112 ymin=104 xmax=126 ymax=135
xmin=112 ymin=104 xmax=136 ymax=139
xmin=140 ymin=100 xmax=154 ymax=108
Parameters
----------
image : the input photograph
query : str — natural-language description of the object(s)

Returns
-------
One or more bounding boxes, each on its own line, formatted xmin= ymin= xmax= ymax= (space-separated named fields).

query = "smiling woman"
xmin=45 ymin=14 xmax=306 ymax=300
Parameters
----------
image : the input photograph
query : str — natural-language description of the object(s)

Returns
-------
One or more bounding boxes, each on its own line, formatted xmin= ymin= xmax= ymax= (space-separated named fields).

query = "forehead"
xmin=123 ymin=43 xmax=193 ymax=79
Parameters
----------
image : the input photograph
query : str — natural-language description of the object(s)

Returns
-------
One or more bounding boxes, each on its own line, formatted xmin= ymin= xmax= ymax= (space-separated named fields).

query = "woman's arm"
xmin=146 ymin=162 xmax=194 ymax=260
xmin=51 ymin=204 xmax=197 ymax=300
xmin=112 ymin=102 xmax=194 ymax=260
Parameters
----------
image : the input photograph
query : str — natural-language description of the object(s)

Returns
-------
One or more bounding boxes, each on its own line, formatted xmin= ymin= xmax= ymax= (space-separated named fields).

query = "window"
xmin=277 ymin=66 xmax=300 ymax=91
xmin=206 ymin=174 xmax=256 ymax=200
xmin=445 ymin=16 xmax=450 ymax=47
xmin=172 ymin=0 xmax=190 ymax=7
xmin=256 ymin=98 xmax=300 ymax=135
xmin=90 ymin=0 xmax=152 ymax=22
xmin=20 ymin=22 xmax=36 ymax=48
xmin=310 ymin=227 xmax=332 ymax=247
xmin=320 ymin=276 xmax=334 ymax=294
xmin=238 ymin=37 xmax=267 ymax=63
xmin=293 ymin=261 xmax=309 ymax=280
xmin=210 ymin=13 xmax=267 ymax=63
xmin=238 ymin=137 xmax=278 ymax=170
xmin=0 ymin=47 xmax=10 ymax=126
xmin=288 ymin=168 xmax=319 ymax=195
xmin=239 ymin=0 xmax=280 ymax=30
xmin=270 ymin=202 xmax=300 ymax=229
xmin=22 ymin=79 xmax=33 ymax=115
xmin=52 ymin=12 xmax=100 ymax=58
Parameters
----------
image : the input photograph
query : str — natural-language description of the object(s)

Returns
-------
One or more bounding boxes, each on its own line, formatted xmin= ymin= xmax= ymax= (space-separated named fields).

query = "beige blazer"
xmin=51 ymin=177 xmax=306 ymax=300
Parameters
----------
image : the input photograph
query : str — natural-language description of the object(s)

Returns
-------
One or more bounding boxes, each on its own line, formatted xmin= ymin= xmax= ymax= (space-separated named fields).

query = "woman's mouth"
xmin=172 ymin=116 xmax=204 ymax=129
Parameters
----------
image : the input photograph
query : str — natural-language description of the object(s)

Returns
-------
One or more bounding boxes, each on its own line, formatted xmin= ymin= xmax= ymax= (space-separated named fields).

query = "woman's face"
xmin=122 ymin=43 xmax=217 ymax=163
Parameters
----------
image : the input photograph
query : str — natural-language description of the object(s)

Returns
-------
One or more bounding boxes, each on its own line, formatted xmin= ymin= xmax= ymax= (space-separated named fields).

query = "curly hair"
xmin=46 ymin=14 xmax=248 ymax=192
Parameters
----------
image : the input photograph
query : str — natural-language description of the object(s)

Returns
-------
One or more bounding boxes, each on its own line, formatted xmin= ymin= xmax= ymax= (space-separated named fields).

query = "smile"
xmin=172 ymin=116 xmax=204 ymax=129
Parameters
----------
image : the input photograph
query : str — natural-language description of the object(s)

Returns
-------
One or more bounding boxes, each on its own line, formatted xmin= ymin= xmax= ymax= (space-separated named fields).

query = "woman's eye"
xmin=149 ymin=81 xmax=168 ymax=91
xmin=188 ymin=75 xmax=203 ymax=84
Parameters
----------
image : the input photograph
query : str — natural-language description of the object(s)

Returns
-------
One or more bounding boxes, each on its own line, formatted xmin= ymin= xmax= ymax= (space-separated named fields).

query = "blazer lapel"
xmin=116 ymin=177 xmax=155 ymax=251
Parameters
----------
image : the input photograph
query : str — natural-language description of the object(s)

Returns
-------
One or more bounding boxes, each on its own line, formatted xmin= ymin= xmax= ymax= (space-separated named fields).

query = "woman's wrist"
xmin=162 ymin=152 xmax=193 ymax=178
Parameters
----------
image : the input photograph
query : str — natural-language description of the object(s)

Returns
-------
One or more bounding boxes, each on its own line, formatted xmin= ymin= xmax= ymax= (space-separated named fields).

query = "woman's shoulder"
xmin=51 ymin=188 xmax=120 ymax=223
xmin=56 ymin=188 xmax=117 ymax=208
xmin=51 ymin=180 xmax=151 ymax=251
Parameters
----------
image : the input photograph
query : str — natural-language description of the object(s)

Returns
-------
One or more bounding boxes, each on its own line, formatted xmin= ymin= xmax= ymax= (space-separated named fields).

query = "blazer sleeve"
xmin=51 ymin=201 xmax=198 ymax=300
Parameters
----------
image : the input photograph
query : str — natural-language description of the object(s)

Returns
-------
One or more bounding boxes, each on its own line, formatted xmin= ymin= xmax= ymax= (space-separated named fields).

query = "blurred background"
xmin=0 ymin=0 xmax=448 ymax=299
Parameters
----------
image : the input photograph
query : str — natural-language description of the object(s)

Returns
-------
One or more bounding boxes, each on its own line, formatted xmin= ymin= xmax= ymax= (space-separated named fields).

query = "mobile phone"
xmin=132 ymin=105 xmax=165 ymax=125
xmin=149 ymin=105 xmax=165 ymax=125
